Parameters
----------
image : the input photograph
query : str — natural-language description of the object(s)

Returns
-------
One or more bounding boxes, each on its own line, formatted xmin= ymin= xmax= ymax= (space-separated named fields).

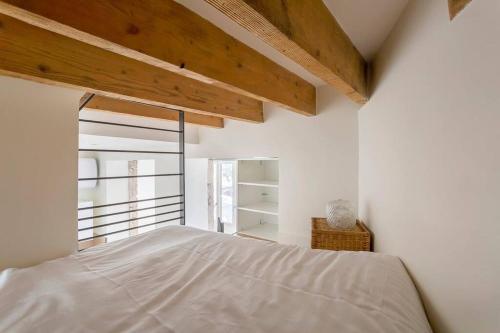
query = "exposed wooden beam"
xmin=0 ymin=0 xmax=316 ymax=115
xmin=204 ymin=0 xmax=368 ymax=104
xmin=82 ymin=94 xmax=224 ymax=129
xmin=448 ymin=0 xmax=472 ymax=20
xmin=0 ymin=14 xmax=263 ymax=123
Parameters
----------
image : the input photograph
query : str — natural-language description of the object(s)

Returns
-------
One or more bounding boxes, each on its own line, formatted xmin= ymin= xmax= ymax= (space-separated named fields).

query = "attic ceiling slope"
xmin=321 ymin=0 xmax=408 ymax=61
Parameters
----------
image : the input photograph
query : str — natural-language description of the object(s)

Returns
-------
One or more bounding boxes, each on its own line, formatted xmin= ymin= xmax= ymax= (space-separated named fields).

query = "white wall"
xmin=79 ymin=109 xmax=199 ymax=144
xmin=189 ymin=86 xmax=359 ymax=246
xmin=0 ymin=76 xmax=82 ymax=269
xmin=185 ymin=158 xmax=209 ymax=230
xmin=358 ymin=1 xmax=500 ymax=332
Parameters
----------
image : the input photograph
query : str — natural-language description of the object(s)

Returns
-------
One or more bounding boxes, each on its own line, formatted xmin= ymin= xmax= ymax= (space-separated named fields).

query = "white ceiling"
xmin=177 ymin=0 xmax=408 ymax=86
xmin=322 ymin=0 xmax=409 ymax=60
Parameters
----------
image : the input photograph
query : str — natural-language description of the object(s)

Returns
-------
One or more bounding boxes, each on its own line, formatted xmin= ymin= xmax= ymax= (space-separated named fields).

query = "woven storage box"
xmin=311 ymin=218 xmax=371 ymax=251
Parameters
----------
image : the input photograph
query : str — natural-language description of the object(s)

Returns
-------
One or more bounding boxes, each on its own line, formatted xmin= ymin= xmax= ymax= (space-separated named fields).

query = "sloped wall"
xmin=358 ymin=1 xmax=500 ymax=332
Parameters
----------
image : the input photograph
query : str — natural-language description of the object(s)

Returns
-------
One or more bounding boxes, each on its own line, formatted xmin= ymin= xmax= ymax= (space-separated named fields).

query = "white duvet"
xmin=0 ymin=226 xmax=431 ymax=333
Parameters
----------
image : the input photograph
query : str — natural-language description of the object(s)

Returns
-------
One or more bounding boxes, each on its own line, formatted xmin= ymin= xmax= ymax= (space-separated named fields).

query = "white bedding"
xmin=0 ymin=226 xmax=431 ymax=333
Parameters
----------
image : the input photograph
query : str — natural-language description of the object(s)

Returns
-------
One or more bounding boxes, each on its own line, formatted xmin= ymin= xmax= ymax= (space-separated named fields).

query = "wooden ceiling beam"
xmin=448 ymin=0 xmax=472 ymax=20
xmin=204 ymin=0 xmax=368 ymax=104
xmin=81 ymin=94 xmax=224 ymax=129
xmin=0 ymin=14 xmax=262 ymax=123
xmin=0 ymin=0 xmax=316 ymax=116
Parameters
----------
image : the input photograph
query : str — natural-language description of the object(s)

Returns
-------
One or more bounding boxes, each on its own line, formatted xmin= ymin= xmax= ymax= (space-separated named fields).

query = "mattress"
xmin=0 ymin=226 xmax=432 ymax=332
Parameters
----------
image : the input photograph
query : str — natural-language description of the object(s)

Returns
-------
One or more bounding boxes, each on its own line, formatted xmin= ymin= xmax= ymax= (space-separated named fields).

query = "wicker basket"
xmin=311 ymin=218 xmax=371 ymax=251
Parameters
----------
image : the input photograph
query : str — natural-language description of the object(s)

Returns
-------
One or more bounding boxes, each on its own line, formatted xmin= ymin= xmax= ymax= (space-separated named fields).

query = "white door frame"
xmin=215 ymin=160 xmax=238 ymax=232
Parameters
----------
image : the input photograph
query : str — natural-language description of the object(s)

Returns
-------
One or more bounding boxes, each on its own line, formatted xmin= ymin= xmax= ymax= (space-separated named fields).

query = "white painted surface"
xmin=237 ymin=159 xmax=279 ymax=184
xmin=136 ymin=160 xmax=157 ymax=234
xmin=238 ymin=223 xmax=278 ymax=242
xmin=78 ymin=158 xmax=98 ymax=189
xmin=236 ymin=159 xmax=279 ymax=239
xmin=189 ymin=86 xmax=359 ymax=246
xmin=99 ymin=160 xmax=159 ymax=241
xmin=78 ymin=146 xmax=183 ymax=234
xmin=103 ymin=160 xmax=130 ymax=242
xmin=322 ymin=0 xmax=408 ymax=60
xmin=178 ymin=0 xmax=408 ymax=89
xmin=77 ymin=201 xmax=94 ymax=242
xmin=214 ymin=160 xmax=238 ymax=228
xmin=238 ymin=180 xmax=278 ymax=188
xmin=358 ymin=1 xmax=500 ymax=332
xmin=0 ymin=76 xmax=82 ymax=269
xmin=79 ymin=134 xmax=199 ymax=151
xmin=177 ymin=0 xmax=324 ymax=86
xmin=185 ymin=158 xmax=209 ymax=230
xmin=237 ymin=202 xmax=278 ymax=216
xmin=236 ymin=159 xmax=279 ymax=241
xmin=79 ymin=109 xmax=199 ymax=144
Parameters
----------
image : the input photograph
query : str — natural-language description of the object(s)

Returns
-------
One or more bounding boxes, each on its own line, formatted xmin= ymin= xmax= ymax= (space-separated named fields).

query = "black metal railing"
xmin=78 ymin=173 xmax=183 ymax=181
xmin=78 ymin=119 xmax=181 ymax=133
xmin=77 ymin=194 xmax=183 ymax=211
xmin=78 ymin=210 xmax=183 ymax=232
xmin=78 ymin=202 xmax=183 ymax=221
xmin=78 ymin=95 xmax=185 ymax=247
xmin=78 ymin=217 xmax=182 ymax=242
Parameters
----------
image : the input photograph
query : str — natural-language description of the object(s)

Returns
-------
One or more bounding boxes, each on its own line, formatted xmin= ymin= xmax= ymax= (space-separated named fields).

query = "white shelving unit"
xmin=238 ymin=180 xmax=279 ymax=188
xmin=235 ymin=158 xmax=279 ymax=242
xmin=237 ymin=201 xmax=278 ymax=216
xmin=237 ymin=223 xmax=278 ymax=241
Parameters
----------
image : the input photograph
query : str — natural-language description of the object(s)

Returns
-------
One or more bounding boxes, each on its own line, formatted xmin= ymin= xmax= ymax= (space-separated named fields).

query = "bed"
xmin=0 ymin=226 xmax=432 ymax=333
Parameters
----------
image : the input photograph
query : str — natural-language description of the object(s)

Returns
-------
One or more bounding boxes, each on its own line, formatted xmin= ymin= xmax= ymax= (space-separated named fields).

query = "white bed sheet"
xmin=0 ymin=226 xmax=432 ymax=332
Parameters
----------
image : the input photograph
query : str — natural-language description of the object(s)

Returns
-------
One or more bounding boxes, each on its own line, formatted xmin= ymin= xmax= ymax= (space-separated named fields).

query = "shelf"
xmin=238 ymin=223 xmax=278 ymax=242
xmin=238 ymin=180 xmax=278 ymax=188
xmin=237 ymin=201 xmax=278 ymax=216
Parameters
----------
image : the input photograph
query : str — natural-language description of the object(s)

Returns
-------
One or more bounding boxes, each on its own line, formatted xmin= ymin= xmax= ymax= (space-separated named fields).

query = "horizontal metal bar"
xmin=79 ymin=119 xmax=182 ymax=133
xmin=78 ymin=216 xmax=182 ymax=242
xmin=78 ymin=210 xmax=182 ymax=231
xmin=78 ymin=173 xmax=183 ymax=181
xmin=79 ymin=202 xmax=183 ymax=221
xmin=79 ymin=148 xmax=182 ymax=154
xmin=78 ymin=195 xmax=183 ymax=211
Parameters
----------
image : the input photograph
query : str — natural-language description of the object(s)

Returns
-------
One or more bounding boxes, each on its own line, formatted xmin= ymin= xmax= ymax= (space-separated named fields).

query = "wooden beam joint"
xmin=82 ymin=95 xmax=224 ymax=128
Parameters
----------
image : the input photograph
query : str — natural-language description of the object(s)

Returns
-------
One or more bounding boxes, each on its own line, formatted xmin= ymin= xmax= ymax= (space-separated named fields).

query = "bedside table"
xmin=311 ymin=218 xmax=371 ymax=251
